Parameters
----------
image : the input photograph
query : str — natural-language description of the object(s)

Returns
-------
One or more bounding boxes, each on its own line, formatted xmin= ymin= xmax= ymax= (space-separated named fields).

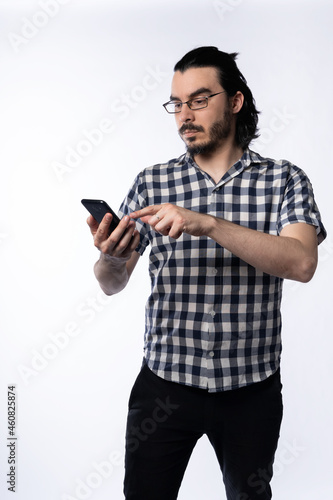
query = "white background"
xmin=0 ymin=0 xmax=332 ymax=499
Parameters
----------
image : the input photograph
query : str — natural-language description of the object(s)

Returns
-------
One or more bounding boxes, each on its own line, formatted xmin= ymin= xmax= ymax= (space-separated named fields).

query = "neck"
xmin=193 ymin=140 xmax=244 ymax=184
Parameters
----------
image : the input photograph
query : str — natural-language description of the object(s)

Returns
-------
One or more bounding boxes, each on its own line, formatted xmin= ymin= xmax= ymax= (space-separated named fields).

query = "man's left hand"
xmin=130 ymin=204 xmax=212 ymax=239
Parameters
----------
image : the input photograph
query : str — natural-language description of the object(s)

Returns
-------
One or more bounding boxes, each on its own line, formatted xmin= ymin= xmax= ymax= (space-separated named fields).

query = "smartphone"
xmin=81 ymin=199 xmax=120 ymax=236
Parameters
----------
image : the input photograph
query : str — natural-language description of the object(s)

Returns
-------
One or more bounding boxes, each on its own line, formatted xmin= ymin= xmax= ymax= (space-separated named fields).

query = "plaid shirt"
xmin=119 ymin=149 xmax=326 ymax=392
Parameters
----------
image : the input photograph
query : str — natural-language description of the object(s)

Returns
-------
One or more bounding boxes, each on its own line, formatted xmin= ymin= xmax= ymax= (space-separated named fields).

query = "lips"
xmin=183 ymin=130 xmax=198 ymax=137
xmin=180 ymin=125 xmax=203 ymax=137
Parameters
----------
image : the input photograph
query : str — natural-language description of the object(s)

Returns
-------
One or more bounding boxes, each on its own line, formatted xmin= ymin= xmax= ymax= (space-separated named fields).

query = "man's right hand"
xmin=87 ymin=213 xmax=140 ymax=260
xmin=87 ymin=213 xmax=141 ymax=295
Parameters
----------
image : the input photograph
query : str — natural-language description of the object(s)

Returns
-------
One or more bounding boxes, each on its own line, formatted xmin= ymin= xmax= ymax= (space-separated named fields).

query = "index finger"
xmin=130 ymin=205 xmax=160 ymax=219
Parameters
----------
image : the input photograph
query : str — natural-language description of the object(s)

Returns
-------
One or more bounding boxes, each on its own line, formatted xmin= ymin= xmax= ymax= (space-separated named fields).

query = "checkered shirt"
xmin=119 ymin=148 xmax=326 ymax=392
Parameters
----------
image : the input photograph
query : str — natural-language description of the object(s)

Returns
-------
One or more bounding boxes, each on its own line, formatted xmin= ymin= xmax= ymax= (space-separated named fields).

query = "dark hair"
xmin=174 ymin=46 xmax=260 ymax=149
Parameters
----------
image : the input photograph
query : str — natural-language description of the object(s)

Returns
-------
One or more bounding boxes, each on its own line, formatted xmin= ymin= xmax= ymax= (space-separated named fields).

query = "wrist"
xmin=205 ymin=214 xmax=220 ymax=239
xmin=100 ymin=252 xmax=130 ymax=266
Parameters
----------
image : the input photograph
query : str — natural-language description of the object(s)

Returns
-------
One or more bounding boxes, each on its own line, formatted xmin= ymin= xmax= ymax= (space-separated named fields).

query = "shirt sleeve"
xmin=277 ymin=164 xmax=327 ymax=244
xmin=118 ymin=172 xmax=150 ymax=256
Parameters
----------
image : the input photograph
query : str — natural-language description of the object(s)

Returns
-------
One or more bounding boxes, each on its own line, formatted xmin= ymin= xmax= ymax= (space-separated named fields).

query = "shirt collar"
xmin=183 ymin=148 xmax=263 ymax=187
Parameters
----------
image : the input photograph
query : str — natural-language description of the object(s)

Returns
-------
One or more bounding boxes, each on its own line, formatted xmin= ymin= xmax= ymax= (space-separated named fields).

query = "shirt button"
xmin=209 ymin=351 xmax=214 ymax=357
xmin=210 ymin=310 xmax=216 ymax=318
xmin=208 ymin=268 xmax=216 ymax=277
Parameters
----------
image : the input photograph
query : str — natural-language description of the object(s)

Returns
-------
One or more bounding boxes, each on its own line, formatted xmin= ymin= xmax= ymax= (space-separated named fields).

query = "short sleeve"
xmin=118 ymin=172 xmax=150 ymax=256
xmin=277 ymin=165 xmax=326 ymax=244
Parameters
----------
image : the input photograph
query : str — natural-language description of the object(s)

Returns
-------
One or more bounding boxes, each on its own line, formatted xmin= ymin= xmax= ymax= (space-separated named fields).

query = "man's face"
xmin=170 ymin=67 xmax=235 ymax=156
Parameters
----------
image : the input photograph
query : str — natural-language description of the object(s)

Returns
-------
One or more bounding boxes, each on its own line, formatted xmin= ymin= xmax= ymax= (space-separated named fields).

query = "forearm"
xmin=94 ymin=253 xmax=129 ymax=296
xmin=207 ymin=216 xmax=317 ymax=282
xmin=130 ymin=204 xmax=317 ymax=283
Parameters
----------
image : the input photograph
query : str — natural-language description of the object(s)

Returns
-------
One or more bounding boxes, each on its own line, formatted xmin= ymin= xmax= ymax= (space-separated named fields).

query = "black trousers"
xmin=124 ymin=361 xmax=283 ymax=500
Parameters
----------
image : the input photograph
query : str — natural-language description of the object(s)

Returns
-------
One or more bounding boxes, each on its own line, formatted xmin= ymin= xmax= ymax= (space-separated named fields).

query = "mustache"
xmin=178 ymin=123 xmax=204 ymax=135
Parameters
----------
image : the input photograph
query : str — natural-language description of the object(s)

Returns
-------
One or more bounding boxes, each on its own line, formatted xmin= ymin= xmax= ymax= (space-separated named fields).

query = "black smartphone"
xmin=81 ymin=199 xmax=120 ymax=236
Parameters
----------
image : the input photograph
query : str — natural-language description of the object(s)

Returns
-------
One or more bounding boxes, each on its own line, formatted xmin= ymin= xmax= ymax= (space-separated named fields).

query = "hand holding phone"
xmin=82 ymin=198 xmax=139 ymax=262
xmin=81 ymin=199 xmax=120 ymax=236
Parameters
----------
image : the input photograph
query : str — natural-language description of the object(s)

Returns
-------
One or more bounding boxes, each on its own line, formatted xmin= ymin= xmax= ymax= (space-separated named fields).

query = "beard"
xmin=180 ymin=108 xmax=233 ymax=157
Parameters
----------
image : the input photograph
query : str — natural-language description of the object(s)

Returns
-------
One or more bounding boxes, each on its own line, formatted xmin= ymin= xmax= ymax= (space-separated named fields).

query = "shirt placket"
xmin=203 ymin=185 xmax=222 ymax=387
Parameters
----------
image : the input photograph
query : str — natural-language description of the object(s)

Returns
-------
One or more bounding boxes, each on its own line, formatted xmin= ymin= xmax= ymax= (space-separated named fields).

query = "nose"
xmin=178 ymin=102 xmax=195 ymax=123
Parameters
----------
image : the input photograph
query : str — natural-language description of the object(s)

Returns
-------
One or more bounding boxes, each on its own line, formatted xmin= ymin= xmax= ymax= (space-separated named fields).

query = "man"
xmin=87 ymin=47 xmax=326 ymax=499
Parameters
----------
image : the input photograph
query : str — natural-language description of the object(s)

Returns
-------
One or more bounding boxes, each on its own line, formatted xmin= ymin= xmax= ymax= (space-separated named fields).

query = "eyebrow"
xmin=170 ymin=87 xmax=213 ymax=101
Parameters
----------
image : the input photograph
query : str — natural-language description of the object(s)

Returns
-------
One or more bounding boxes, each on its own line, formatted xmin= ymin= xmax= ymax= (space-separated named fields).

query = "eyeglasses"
xmin=163 ymin=91 xmax=227 ymax=114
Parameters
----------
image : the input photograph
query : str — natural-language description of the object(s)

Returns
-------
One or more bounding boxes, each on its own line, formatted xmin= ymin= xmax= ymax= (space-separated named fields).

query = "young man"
xmin=87 ymin=47 xmax=326 ymax=499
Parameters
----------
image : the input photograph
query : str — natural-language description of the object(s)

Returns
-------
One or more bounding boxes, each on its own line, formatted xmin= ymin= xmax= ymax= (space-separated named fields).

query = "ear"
xmin=231 ymin=91 xmax=244 ymax=114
